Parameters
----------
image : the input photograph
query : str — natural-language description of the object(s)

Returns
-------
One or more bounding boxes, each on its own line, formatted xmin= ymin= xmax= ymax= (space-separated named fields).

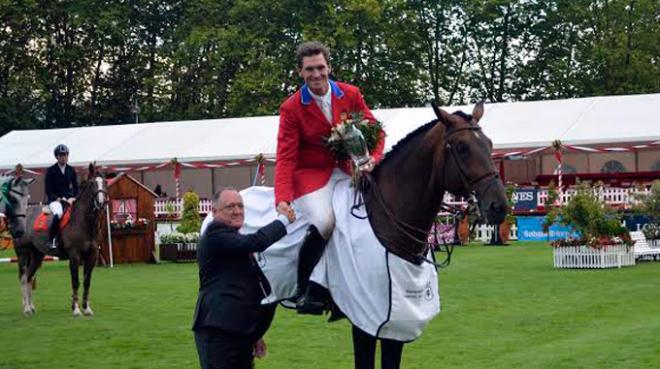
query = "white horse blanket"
xmin=238 ymin=179 xmax=440 ymax=341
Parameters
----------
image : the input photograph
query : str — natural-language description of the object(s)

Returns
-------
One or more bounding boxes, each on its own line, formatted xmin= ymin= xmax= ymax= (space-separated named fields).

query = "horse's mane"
xmin=379 ymin=119 xmax=439 ymax=167
xmin=378 ymin=110 xmax=472 ymax=168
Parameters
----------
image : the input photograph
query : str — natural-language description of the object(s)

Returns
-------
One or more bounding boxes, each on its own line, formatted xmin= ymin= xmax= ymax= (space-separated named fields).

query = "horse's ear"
xmin=472 ymin=101 xmax=485 ymax=123
xmin=431 ymin=101 xmax=452 ymax=127
xmin=88 ymin=163 xmax=96 ymax=179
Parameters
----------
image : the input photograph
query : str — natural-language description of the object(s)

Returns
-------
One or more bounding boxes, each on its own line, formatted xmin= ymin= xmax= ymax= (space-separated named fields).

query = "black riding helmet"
xmin=53 ymin=144 xmax=70 ymax=157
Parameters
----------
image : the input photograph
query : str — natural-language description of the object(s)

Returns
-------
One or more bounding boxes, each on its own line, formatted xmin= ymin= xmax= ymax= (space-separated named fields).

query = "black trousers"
xmin=352 ymin=325 xmax=404 ymax=369
xmin=194 ymin=327 xmax=254 ymax=369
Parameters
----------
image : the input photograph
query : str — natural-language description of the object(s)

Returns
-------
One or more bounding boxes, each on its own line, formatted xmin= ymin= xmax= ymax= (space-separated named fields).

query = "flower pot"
xmin=457 ymin=218 xmax=469 ymax=245
xmin=498 ymin=221 xmax=511 ymax=244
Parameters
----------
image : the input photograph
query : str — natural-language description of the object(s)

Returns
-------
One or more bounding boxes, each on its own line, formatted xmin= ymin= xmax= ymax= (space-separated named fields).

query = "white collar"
xmin=309 ymin=83 xmax=332 ymax=103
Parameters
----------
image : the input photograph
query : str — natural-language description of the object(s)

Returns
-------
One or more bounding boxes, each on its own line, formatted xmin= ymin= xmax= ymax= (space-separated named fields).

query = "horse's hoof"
xmin=72 ymin=307 xmax=82 ymax=317
xmin=29 ymin=304 xmax=36 ymax=314
xmin=23 ymin=307 xmax=34 ymax=316
xmin=83 ymin=307 xmax=94 ymax=316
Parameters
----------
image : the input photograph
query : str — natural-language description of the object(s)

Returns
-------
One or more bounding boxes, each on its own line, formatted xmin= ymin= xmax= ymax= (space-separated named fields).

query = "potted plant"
xmin=159 ymin=231 xmax=200 ymax=262
xmin=498 ymin=182 xmax=517 ymax=243
xmin=545 ymin=181 xmax=634 ymax=268
xmin=633 ymin=180 xmax=660 ymax=247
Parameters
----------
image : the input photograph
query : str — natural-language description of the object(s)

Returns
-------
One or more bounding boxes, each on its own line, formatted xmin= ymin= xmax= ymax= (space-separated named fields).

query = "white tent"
xmin=1 ymin=93 xmax=659 ymax=171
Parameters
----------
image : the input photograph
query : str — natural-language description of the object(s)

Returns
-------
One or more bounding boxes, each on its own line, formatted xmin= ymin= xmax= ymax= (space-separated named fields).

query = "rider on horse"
xmin=275 ymin=41 xmax=385 ymax=314
xmin=44 ymin=144 xmax=78 ymax=249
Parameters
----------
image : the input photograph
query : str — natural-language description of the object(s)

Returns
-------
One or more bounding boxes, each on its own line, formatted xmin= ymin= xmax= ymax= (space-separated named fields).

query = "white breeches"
xmin=293 ymin=169 xmax=350 ymax=240
xmin=49 ymin=201 xmax=63 ymax=218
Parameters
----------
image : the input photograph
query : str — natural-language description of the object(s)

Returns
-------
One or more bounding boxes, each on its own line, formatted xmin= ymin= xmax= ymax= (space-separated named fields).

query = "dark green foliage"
xmin=176 ymin=191 xmax=201 ymax=234
xmin=1 ymin=0 xmax=659 ymax=137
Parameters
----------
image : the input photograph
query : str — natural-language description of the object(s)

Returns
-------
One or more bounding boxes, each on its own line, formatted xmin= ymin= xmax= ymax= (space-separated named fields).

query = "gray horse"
xmin=11 ymin=164 xmax=107 ymax=316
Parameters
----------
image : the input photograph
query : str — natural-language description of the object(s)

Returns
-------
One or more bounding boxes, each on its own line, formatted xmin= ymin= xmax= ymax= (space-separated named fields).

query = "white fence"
xmin=553 ymin=245 xmax=635 ymax=269
xmin=473 ymin=224 xmax=518 ymax=243
xmin=154 ymin=199 xmax=213 ymax=218
xmin=153 ymin=186 xmax=651 ymax=219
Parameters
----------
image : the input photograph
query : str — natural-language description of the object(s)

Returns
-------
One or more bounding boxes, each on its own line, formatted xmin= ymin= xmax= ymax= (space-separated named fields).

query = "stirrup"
xmin=47 ymin=239 xmax=57 ymax=249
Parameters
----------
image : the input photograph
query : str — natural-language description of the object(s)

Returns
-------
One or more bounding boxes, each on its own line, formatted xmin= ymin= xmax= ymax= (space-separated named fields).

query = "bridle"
xmin=354 ymin=121 xmax=498 ymax=266
xmin=443 ymin=125 xmax=500 ymax=199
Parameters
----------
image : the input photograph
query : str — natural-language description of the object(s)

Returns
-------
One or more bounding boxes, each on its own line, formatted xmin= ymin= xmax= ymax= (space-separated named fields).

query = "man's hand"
xmin=276 ymin=201 xmax=296 ymax=223
xmin=359 ymin=156 xmax=376 ymax=173
xmin=253 ymin=338 xmax=267 ymax=359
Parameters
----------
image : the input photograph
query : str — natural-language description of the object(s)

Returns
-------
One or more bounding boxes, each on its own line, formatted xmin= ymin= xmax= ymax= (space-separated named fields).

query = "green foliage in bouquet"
xmin=323 ymin=112 xmax=384 ymax=161
xmin=176 ymin=191 xmax=201 ymax=234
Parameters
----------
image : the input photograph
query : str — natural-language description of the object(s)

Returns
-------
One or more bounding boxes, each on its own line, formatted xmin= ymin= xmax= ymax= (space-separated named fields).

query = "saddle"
xmin=33 ymin=206 xmax=72 ymax=233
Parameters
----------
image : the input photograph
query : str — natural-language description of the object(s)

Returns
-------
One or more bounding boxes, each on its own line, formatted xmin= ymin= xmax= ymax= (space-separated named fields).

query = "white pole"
xmin=105 ymin=203 xmax=114 ymax=268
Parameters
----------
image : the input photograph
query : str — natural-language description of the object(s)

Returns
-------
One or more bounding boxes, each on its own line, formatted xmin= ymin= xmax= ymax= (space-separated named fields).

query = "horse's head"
xmin=85 ymin=163 xmax=108 ymax=211
xmin=432 ymin=102 xmax=507 ymax=224
xmin=3 ymin=176 xmax=35 ymax=238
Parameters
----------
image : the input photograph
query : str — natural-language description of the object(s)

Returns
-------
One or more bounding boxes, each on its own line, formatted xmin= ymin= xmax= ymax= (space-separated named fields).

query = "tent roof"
xmin=1 ymin=93 xmax=658 ymax=170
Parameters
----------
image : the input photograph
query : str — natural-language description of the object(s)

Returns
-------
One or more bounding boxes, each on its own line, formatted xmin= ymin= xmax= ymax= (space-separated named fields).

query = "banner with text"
xmin=516 ymin=216 xmax=579 ymax=241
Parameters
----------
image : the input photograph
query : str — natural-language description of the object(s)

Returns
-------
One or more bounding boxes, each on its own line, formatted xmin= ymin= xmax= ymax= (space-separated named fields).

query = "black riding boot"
xmin=295 ymin=225 xmax=328 ymax=315
xmin=46 ymin=215 xmax=60 ymax=250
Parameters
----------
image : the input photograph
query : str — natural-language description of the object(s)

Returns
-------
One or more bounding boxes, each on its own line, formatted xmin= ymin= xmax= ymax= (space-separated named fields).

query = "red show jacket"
xmin=275 ymin=80 xmax=385 ymax=204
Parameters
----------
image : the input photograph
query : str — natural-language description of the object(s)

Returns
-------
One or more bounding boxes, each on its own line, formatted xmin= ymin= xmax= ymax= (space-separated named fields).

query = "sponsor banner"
xmin=512 ymin=188 xmax=538 ymax=211
xmin=516 ymin=216 xmax=579 ymax=241
xmin=622 ymin=214 xmax=650 ymax=232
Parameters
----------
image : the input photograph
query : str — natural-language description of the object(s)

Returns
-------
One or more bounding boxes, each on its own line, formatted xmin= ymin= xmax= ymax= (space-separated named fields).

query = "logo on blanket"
xmin=255 ymin=252 xmax=266 ymax=268
xmin=404 ymin=280 xmax=435 ymax=301
xmin=424 ymin=281 xmax=434 ymax=301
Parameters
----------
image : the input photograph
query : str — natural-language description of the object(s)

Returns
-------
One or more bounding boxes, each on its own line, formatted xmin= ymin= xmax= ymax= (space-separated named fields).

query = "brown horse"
xmin=254 ymin=103 xmax=509 ymax=362
xmin=364 ymin=102 xmax=507 ymax=263
xmin=13 ymin=164 xmax=107 ymax=316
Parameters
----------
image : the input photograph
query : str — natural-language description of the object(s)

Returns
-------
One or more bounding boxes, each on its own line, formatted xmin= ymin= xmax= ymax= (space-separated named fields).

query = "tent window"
xmin=601 ymin=160 xmax=626 ymax=173
xmin=553 ymin=164 xmax=577 ymax=174
xmin=652 ymin=160 xmax=660 ymax=172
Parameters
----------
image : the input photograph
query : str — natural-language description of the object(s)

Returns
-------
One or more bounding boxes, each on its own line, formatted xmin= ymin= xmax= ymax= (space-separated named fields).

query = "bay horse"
xmin=254 ymin=102 xmax=508 ymax=367
xmin=364 ymin=101 xmax=506 ymax=263
xmin=12 ymin=164 xmax=107 ymax=316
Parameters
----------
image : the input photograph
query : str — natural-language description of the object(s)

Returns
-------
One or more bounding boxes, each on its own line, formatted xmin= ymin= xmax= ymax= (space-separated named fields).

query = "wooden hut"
xmin=99 ymin=174 xmax=157 ymax=264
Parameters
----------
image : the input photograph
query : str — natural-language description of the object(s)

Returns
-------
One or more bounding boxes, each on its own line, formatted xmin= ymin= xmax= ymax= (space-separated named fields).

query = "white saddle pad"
xmin=240 ymin=181 xmax=440 ymax=342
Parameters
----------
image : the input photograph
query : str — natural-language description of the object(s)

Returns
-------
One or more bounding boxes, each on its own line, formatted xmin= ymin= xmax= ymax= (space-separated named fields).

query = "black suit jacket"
xmin=44 ymin=164 xmax=79 ymax=203
xmin=192 ymin=219 xmax=286 ymax=336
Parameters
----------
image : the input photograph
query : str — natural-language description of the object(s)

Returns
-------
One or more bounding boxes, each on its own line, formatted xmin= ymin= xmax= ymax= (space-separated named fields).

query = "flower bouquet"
xmin=323 ymin=112 xmax=384 ymax=164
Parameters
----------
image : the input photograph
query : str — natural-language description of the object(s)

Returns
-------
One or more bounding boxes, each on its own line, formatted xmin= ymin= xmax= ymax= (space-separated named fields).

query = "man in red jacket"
xmin=275 ymin=41 xmax=385 ymax=314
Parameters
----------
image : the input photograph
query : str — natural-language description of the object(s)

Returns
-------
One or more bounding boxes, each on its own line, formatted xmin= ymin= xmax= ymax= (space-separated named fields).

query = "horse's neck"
xmin=69 ymin=188 xmax=98 ymax=236
xmin=369 ymin=124 xmax=447 ymax=241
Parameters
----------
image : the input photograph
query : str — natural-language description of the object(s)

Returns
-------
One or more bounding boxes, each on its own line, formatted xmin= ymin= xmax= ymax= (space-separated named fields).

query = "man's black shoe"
xmin=296 ymin=293 xmax=325 ymax=315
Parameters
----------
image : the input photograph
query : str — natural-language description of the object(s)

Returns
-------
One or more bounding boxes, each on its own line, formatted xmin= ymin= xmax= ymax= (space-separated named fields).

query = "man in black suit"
xmin=44 ymin=144 xmax=78 ymax=249
xmin=193 ymin=188 xmax=295 ymax=369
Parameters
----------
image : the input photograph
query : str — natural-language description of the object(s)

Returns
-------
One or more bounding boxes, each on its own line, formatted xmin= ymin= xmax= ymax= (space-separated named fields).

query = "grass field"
xmin=1 ymin=242 xmax=659 ymax=369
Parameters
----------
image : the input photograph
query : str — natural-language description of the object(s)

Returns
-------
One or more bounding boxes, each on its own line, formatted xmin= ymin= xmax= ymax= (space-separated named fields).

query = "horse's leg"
xmin=81 ymin=246 xmax=98 ymax=316
xmin=352 ymin=325 xmax=376 ymax=369
xmin=18 ymin=256 xmax=32 ymax=316
xmin=69 ymin=253 xmax=82 ymax=316
xmin=25 ymin=251 xmax=44 ymax=314
xmin=380 ymin=338 xmax=404 ymax=369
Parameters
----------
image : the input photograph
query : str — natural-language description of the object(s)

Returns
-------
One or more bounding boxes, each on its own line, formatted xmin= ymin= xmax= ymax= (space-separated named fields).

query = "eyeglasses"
xmin=220 ymin=203 xmax=244 ymax=212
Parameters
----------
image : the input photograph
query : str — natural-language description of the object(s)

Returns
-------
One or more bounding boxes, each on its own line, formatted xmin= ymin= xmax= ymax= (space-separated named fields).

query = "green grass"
xmin=1 ymin=242 xmax=659 ymax=369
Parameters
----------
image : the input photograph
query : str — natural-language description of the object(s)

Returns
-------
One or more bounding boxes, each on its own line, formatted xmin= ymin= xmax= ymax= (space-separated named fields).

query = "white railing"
xmin=553 ymin=245 xmax=635 ymax=269
xmin=473 ymin=224 xmax=518 ymax=242
xmin=153 ymin=186 xmax=652 ymax=218
xmin=537 ymin=187 xmax=650 ymax=208
xmin=154 ymin=199 xmax=213 ymax=218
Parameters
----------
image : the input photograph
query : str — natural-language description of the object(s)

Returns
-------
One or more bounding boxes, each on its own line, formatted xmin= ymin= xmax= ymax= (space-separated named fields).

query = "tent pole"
xmin=105 ymin=203 xmax=114 ymax=268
